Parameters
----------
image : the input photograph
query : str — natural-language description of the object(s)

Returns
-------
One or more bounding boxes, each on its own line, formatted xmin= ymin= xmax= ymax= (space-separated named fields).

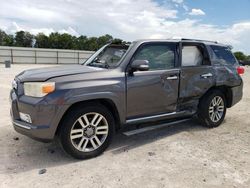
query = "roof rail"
xmin=181 ymin=38 xmax=218 ymax=44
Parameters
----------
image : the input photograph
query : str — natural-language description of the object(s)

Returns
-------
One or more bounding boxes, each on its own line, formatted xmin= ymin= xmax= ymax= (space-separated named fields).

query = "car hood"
xmin=16 ymin=65 xmax=105 ymax=82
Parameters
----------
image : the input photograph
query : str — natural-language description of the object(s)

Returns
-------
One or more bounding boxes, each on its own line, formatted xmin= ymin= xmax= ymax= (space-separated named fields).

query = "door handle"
xmin=201 ymin=73 xmax=213 ymax=78
xmin=167 ymin=75 xmax=178 ymax=80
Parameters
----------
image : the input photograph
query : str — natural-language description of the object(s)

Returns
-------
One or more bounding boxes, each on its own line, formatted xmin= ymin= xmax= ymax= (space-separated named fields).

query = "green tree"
xmin=35 ymin=33 xmax=49 ymax=48
xmin=0 ymin=30 xmax=14 ymax=46
xmin=1 ymin=30 xmax=129 ymax=51
xmin=234 ymin=51 xmax=248 ymax=61
xmin=5 ymin=34 xmax=14 ymax=46
xmin=48 ymin=32 xmax=61 ymax=49
xmin=97 ymin=34 xmax=113 ymax=48
xmin=0 ymin=30 xmax=7 ymax=45
xmin=15 ymin=31 xmax=34 ymax=47
xmin=48 ymin=32 xmax=77 ymax=49
xmin=76 ymin=35 xmax=88 ymax=50
xmin=112 ymin=38 xmax=123 ymax=44
xmin=60 ymin=33 xmax=76 ymax=49
xmin=85 ymin=37 xmax=99 ymax=51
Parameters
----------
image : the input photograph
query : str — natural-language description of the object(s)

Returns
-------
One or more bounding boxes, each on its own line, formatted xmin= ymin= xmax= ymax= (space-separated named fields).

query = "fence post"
xmin=35 ymin=50 xmax=37 ymax=64
xmin=57 ymin=51 xmax=59 ymax=64
xmin=78 ymin=52 xmax=80 ymax=64
xmin=10 ymin=49 xmax=13 ymax=64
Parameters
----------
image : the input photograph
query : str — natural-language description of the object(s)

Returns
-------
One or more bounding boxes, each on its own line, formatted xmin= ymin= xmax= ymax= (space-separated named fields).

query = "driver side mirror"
xmin=131 ymin=60 xmax=149 ymax=72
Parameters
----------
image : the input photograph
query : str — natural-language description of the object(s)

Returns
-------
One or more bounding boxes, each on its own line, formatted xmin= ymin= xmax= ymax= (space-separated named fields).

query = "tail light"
xmin=237 ymin=66 xmax=244 ymax=75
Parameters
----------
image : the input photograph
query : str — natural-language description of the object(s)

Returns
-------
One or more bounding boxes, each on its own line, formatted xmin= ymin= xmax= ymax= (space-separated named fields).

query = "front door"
xmin=126 ymin=42 xmax=180 ymax=119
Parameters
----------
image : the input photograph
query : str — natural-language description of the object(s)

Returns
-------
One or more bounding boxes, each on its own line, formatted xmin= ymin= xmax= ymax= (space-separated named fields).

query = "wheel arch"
xmin=55 ymin=98 xmax=122 ymax=136
xmin=201 ymin=85 xmax=233 ymax=108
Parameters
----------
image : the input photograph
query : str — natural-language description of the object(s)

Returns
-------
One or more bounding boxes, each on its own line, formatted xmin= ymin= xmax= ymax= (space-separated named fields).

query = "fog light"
xmin=19 ymin=112 xmax=32 ymax=123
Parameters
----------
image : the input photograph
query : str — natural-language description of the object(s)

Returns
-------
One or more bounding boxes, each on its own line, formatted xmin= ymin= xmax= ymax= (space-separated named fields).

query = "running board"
xmin=126 ymin=111 xmax=190 ymax=125
xmin=123 ymin=118 xmax=191 ymax=136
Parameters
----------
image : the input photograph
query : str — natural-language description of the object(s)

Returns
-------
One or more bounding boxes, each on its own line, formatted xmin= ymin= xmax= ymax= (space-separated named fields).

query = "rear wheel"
xmin=59 ymin=104 xmax=115 ymax=159
xmin=198 ymin=90 xmax=226 ymax=128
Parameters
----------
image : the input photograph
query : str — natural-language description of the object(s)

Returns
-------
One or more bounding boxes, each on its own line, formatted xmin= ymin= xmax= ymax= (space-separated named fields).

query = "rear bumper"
xmin=230 ymin=82 xmax=243 ymax=107
xmin=10 ymin=89 xmax=69 ymax=142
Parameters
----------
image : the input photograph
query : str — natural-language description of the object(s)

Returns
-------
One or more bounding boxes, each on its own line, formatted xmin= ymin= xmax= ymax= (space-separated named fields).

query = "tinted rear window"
xmin=210 ymin=45 xmax=237 ymax=65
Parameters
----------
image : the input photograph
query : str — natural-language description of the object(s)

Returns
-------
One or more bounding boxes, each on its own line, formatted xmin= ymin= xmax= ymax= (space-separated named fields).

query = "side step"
xmin=126 ymin=111 xmax=189 ymax=124
xmin=123 ymin=118 xmax=191 ymax=136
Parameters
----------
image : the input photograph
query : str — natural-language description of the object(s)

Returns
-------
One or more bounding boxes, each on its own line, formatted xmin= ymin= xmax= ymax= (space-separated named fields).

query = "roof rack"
xmin=181 ymin=38 xmax=218 ymax=44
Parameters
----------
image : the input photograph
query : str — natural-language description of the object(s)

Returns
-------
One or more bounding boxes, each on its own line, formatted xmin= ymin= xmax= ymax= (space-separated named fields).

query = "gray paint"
xmin=126 ymin=69 xmax=180 ymax=118
xmin=10 ymin=39 xmax=243 ymax=141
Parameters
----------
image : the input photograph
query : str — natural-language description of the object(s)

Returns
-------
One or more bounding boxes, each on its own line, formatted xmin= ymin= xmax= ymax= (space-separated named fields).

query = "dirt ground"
xmin=0 ymin=64 xmax=249 ymax=188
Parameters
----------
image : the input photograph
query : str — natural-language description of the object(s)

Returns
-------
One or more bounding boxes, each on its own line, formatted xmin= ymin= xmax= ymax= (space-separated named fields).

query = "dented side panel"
xmin=213 ymin=64 xmax=242 ymax=87
xmin=126 ymin=69 xmax=180 ymax=118
xmin=178 ymin=65 xmax=215 ymax=110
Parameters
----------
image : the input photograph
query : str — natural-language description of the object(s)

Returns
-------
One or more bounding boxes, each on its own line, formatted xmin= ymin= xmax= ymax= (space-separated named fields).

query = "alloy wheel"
xmin=70 ymin=112 xmax=109 ymax=152
xmin=208 ymin=96 xmax=225 ymax=123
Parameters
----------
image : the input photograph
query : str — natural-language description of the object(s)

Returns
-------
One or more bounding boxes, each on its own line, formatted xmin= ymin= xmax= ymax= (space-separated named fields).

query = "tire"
xmin=198 ymin=90 xmax=227 ymax=128
xmin=59 ymin=103 xmax=115 ymax=159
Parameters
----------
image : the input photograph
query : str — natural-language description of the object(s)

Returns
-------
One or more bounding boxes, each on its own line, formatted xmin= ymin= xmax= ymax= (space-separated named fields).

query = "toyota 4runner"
xmin=10 ymin=39 xmax=244 ymax=159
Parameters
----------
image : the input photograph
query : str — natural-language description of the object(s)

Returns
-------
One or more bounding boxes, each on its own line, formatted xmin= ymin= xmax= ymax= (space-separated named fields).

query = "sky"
xmin=0 ymin=0 xmax=250 ymax=54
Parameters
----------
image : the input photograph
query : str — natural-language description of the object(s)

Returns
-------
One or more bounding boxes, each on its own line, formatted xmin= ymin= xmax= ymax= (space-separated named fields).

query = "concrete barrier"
xmin=0 ymin=46 xmax=94 ymax=64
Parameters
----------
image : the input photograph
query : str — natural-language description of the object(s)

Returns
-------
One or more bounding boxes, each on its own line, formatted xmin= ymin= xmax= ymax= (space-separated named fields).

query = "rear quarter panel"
xmin=213 ymin=63 xmax=243 ymax=87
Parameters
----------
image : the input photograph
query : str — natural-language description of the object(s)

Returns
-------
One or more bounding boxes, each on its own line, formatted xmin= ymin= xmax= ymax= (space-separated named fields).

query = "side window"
xmin=182 ymin=46 xmax=203 ymax=66
xmin=133 ymin=43 xmax=175 ymax=70
xmin=210 ymin=45 xmax=237 ymax=65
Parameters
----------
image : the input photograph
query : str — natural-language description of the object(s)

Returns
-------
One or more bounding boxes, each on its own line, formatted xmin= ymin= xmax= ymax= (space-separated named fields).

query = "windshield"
xmin=83 ymin=44 xmax=129 ymax=68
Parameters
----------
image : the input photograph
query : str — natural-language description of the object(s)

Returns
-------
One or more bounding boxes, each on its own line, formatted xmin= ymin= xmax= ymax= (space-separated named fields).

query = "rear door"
xmin=179 ymin=42 xmax=215 ymax=109
xmin=126 ymin=42 xmax=180 ymax=119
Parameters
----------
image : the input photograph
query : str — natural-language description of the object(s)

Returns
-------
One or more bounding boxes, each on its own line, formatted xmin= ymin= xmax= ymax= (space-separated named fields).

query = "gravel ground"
xmin=0 ymin=64 xmax=249 ymax=188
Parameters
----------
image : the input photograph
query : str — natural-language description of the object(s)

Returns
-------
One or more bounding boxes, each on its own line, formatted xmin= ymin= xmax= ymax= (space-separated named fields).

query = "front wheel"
xmin=59 ymin=104 xmax=115 ymax=159
xmin=198 ymin=90 xmax=227 ymax=128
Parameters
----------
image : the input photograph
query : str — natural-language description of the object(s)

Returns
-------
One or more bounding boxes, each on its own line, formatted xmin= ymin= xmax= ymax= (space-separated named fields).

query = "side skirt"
xmin=125 ymin=110 xmax=194 ymax=125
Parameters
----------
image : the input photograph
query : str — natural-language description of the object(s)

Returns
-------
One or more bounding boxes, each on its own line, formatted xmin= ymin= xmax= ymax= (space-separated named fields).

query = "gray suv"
xmin=10 ymin=39 xmax=244 ymax=159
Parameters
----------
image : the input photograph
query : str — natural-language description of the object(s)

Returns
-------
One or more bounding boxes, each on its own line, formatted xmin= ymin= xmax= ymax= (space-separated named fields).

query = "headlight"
xmin=24 ymin=82 xmax=55 ymax=97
